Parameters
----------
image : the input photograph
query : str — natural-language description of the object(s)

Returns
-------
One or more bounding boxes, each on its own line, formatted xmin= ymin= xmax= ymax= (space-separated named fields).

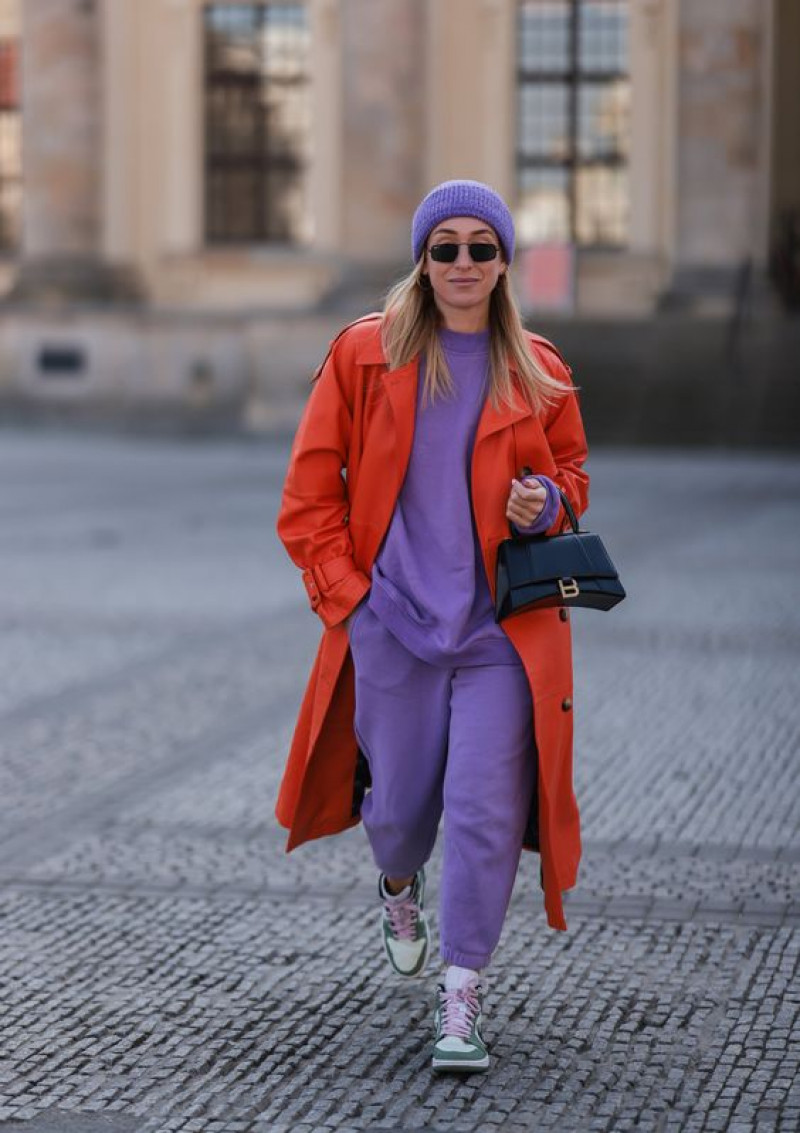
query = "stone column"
xmin=8 ymin=0 xmax=143 ymax=304
xmin=339 ymin=0 xmax=427 ymax=264
xmin=664 ymin=0 xmax=771 ymax=305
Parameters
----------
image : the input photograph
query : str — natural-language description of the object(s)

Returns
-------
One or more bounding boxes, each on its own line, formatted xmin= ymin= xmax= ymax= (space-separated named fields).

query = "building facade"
xmin=0 ymin=0 xmax=797 ymax=436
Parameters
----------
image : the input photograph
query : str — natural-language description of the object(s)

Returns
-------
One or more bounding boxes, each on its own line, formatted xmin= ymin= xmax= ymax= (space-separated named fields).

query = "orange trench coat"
xmin=275 ymin=312 xmax=590 ymax=931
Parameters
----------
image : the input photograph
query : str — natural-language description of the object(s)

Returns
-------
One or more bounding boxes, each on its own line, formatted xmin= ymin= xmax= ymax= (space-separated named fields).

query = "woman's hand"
xmin=506 ymin=476 xmax=547 ymax=528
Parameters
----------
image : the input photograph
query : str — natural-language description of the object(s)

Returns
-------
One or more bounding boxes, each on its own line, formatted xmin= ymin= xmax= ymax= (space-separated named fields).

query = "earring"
xmin=418 ymin=274 xmax=432 ymax=290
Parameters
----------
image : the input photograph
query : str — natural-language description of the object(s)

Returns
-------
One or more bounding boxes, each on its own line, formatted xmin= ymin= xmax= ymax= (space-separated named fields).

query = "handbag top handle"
xmin=519 ymin=466 xmax=581 ymax=535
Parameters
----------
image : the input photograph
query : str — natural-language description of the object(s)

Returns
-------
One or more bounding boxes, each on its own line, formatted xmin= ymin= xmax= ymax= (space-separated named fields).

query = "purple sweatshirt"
xmin=366 ymin=326 xmax=560 ymax=667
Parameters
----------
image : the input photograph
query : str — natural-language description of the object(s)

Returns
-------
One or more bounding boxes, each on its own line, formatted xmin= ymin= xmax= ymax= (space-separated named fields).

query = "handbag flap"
xmin=502 ymin=531 xmax=619 ymax=587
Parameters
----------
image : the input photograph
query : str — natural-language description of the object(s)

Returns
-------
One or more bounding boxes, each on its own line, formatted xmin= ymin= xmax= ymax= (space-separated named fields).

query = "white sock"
xmin=380 ymin=876 xmax=412 ymax=902
xmin=444 ymin=964 xmax=481 ymax=991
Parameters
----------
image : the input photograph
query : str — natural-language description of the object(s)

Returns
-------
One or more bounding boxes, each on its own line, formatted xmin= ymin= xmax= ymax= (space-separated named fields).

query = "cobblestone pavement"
xmin=0 ymin=429 xmax=798 ymax=1133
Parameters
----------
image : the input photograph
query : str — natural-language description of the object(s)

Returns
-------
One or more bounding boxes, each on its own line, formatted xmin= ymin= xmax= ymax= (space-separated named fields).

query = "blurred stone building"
xmin=0 ymin=0 xmax=797 ymax=443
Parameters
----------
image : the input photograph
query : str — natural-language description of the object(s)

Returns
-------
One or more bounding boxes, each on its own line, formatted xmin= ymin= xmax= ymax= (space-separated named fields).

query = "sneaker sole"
xmin=431 ymin=1053 xmax=490 ymax=1073
xmin=380 ymin=909 xmax=431 ymax=978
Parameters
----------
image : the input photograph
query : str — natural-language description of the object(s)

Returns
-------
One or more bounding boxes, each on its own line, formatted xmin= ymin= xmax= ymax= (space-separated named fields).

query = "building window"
xmin=516 ymin=0 xmax=630 ymax=248
xmin=203 ymin=3 xmax=311 ymax=245
xmin=0 ymin=38 xmax=21 ymax=252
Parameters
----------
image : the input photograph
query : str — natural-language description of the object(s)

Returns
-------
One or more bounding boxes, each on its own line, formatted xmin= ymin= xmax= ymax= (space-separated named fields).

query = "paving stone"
xmin=0 ymin=437 xmax=798 ymax=1132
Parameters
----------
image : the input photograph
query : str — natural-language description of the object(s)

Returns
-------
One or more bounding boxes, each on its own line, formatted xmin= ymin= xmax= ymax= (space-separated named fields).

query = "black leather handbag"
xmin=495 ymin=476 xmax=625 ymax=621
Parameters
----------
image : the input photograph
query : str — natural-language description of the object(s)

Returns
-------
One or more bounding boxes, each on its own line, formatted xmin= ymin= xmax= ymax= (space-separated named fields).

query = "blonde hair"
xmin=380 ymin=253 xmax=574 ymax=415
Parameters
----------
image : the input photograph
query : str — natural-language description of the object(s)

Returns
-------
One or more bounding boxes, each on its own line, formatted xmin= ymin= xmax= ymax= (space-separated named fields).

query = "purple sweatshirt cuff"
xmin=510 ymin=474 xmax=561 ymax=537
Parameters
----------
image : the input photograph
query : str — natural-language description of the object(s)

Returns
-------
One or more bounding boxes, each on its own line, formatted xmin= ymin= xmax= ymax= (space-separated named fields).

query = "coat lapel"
xmin=355 ymin=329 xmax=419 ymax=498
xmin=473 ymin=384 xmax=533 ymax=446
xmin=379 ymin=358 xmax=418 ymax=496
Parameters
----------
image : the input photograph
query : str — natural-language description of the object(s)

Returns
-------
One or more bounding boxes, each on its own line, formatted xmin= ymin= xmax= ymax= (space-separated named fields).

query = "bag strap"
xmin=556 ymin=487 xmax=580 ymax=534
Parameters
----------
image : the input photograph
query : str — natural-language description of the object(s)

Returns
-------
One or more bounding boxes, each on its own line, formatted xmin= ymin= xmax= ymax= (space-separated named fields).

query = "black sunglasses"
xmin=428 ymin=242 xmax=501 ymax=263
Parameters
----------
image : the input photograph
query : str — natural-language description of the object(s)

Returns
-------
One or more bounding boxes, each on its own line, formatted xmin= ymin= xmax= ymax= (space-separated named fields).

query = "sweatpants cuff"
xmin=373 ymin=859 xmax=427 ymax=880
xmin=440 ymin=944 xmax=492 ymax=970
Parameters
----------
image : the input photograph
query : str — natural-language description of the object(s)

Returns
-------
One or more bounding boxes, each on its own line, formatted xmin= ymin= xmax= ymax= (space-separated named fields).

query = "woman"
xmin=276 ymin=179 xmax=589 ymax=1073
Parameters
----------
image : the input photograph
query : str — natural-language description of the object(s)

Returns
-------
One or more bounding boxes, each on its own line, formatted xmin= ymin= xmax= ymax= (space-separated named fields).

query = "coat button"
xmin=561 ymin=697 xmax=572 ymax=711
xmin=559 ymin=608 xmax=569 ymax=622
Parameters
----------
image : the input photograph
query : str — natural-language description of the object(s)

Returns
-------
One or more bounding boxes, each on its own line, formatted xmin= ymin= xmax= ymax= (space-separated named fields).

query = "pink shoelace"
xmin=383 ymin=892 xmax=419 ymax=941
xmin=439 ymin=985 xmax=481 ymax=1039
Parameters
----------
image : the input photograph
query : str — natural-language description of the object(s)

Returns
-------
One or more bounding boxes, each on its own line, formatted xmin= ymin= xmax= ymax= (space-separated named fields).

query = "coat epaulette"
xmin=311 ymin=312 xmax=383 ymax=382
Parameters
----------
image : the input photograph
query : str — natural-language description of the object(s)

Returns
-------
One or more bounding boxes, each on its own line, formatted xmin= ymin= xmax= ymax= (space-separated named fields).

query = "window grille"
xmin=516 ymin=0 xmax=630 ymax=248
xmin=0 ymin=38 xmax=21 ymax=252
xmin=203 ymin=3 xmax=311 ymax=244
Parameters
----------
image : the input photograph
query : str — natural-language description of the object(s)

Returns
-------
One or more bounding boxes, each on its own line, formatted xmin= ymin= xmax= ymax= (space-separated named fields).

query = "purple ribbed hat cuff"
xmin=411 ymin=179 xmax=515 ymax=263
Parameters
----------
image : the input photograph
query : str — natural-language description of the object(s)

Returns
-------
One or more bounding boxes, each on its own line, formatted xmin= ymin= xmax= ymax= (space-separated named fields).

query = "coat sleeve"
xmin=276 ymin=335 xmax=371 ymax=629
xmin=538 ymin=350 xmax=590 ymax=536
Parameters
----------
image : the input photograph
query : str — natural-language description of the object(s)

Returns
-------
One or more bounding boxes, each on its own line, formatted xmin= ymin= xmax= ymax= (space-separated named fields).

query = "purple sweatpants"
xmin=349 ymin=602 xmax=536 ymax=970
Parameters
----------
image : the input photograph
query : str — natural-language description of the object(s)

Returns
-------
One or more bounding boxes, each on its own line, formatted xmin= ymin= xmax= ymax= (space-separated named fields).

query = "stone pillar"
xmin=664 ymin=0 xmax=771 ymax=305
xmin=8 ymin=0 xmax=143 ymax=304
xmin=339 ymin=0 xmax=427 ymax=264
xmin=425 ymin=0 xmax=515 ymax=202
xmin=771 ymin=0 xmax=800 ymax=230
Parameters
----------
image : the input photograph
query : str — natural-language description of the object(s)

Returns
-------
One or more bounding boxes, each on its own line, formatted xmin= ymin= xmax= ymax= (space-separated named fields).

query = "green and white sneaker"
xmin=378 ymin=868 xmax=430 ymax=978
xmin=432 ymin=973 xmax=490 ymax=1073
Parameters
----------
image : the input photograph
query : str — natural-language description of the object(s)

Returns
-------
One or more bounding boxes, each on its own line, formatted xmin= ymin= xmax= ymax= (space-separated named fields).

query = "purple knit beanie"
xmin=411 ymin=179 xmax=515 ymax=264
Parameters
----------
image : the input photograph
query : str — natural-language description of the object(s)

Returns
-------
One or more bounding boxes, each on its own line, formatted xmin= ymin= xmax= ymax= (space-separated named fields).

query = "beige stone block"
xmin=21 ymin=0 xmax=101 ymax=257
xmin=0 ymin=311 xmax=250 ymax=411
xmin=147 ymin=251 xmax=340 ymax=312
xmin=574 ymin=251 xmax=668 ymax=317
